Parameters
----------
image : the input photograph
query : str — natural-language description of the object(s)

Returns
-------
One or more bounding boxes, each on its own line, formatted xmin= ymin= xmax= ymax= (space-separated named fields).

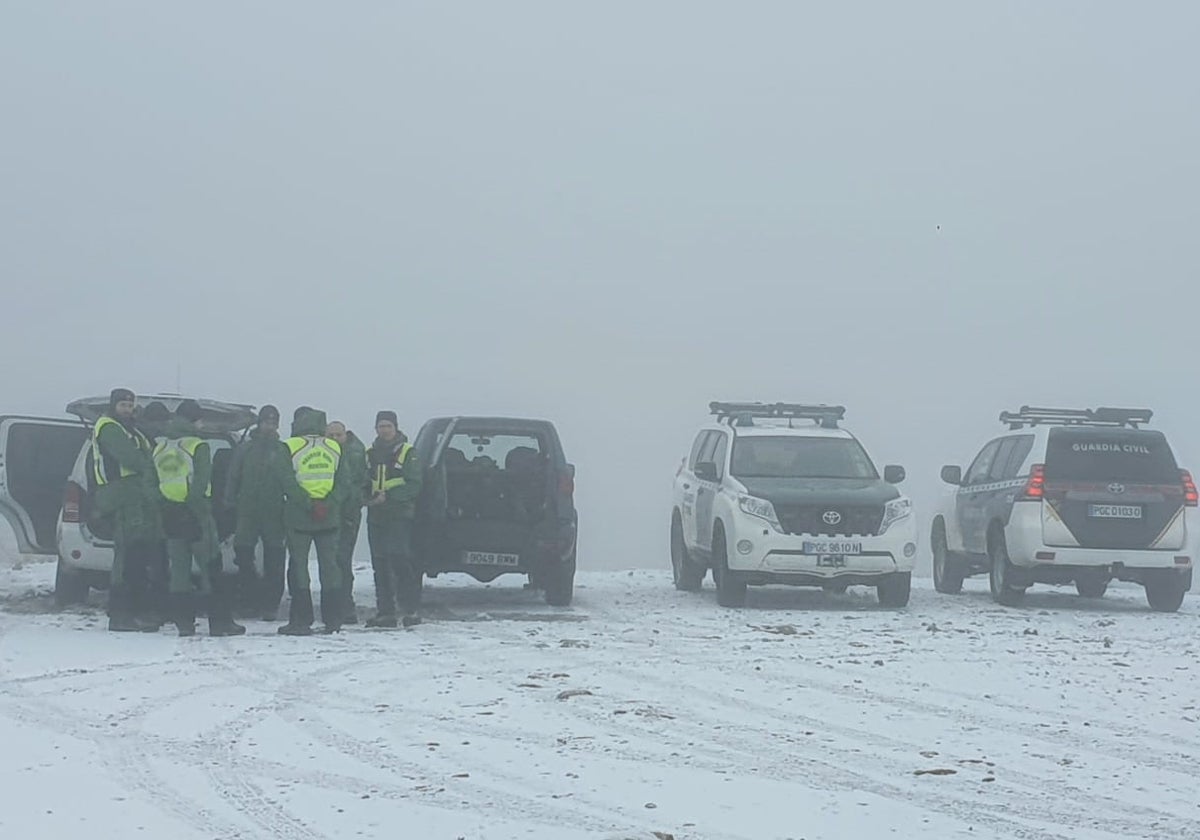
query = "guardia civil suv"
xmin=669 ymin=402 xmax=917 ymax=608
xmin=930 ymin=406 xmax=1195 ymax=611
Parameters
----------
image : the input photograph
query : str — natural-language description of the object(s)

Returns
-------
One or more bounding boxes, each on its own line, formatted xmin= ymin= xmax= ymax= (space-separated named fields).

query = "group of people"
xmin=91 ymin=387 xmax=424 ymax=636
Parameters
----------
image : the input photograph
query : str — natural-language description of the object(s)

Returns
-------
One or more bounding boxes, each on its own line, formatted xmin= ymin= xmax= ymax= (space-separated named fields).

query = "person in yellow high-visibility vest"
xmin=365 ymin=410 xmax=424 ymax=628
xmin=152 ymin=400 xmax=246 ymax=637
xmin=278 ymin=406 xmax=351 ymax=635
xmin=92 ymin=387 xmax=162 ymax=632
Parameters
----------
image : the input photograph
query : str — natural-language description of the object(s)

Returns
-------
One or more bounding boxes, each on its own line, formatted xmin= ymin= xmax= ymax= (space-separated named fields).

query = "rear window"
xmin=1044 ymin=429 xmax=1179 ymax=483
xmin=443 ymin=431 xmax=545 ymax=471
xmin=730 ymin=436 xmax=878 ymax=480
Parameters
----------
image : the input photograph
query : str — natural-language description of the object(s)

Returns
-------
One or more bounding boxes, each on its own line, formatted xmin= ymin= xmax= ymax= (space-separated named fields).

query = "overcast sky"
xmin=2 ymin=2 xmax=1197 ymax=571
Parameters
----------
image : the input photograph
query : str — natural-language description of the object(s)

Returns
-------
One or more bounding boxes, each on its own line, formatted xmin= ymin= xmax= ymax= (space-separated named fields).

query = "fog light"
xmin=737 ymin=540 xmax=754 ymax=555
xmin=903 ymin=543 xmax=916 ymax=558
xmin=71 ymin=550 xmax=81 ymax=560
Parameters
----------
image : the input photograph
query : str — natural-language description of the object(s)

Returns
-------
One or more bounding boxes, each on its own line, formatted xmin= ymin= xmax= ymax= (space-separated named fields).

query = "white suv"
xmin=0 ymin=394 xmax=259 ymax=606
xmin=670 ymin=402 xmax=918 ymax=608
xmin=930 ymin=406 xmax=1195 ymax=611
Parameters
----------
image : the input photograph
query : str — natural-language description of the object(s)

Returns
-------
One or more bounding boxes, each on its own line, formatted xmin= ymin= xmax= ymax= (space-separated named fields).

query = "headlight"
xmin=879 ymin=497 xmax=913 ymax=534
xmin=738 ymin=495 xmax=782 ymax=531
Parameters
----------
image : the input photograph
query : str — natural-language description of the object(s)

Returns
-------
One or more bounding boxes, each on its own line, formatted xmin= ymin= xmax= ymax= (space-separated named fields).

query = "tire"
xmin=544 ymin=554 xmax=576 ymax=606
xmin=1075 ymin=577 xmax=1109 ymax=599
xmin=54 ymin=559 xmax=90 ymax=607
xmin=931 ymin=519 xmax=964 ymax=595
xmin=988 ymin=531 xmax=1026 ymax=606
xmin=1144 ymin=570 xmax=1186 ymax=613
xmin=712 ymin=528 xmax=746 ymax=608
xmin=670 ymin=514 xmax=704 ymax=592
xmin=876 ymin=571 xmax=911 ymax=607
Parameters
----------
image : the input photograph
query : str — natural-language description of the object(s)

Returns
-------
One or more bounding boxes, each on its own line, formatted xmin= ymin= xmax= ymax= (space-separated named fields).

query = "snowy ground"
xmin=1 ymin=558 xmax=1198 ymax=840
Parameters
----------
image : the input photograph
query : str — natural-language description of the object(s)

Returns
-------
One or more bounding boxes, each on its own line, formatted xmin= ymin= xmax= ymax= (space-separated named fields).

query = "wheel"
xmin=54 ymin=558 xmax=90 ymax=607
xmin=1075 ymin=577 xmax=1109 ymax=598
xmin=1144 ymin=570 xmax=1186 ymax=613
xmin=931 ymin=519 xmax=964 ymax=595
xmin=876 ymin=572 xmax=911 ymax=607
xmin=712 ymin=528 xmax=746 ymax=608
xmin=671 ymin=515 xmax=704 ymax=591
xmin=544 ymin=554 xmax=576 ymax=606
xmin=988 ymin=531 xmax=1026 ymax=606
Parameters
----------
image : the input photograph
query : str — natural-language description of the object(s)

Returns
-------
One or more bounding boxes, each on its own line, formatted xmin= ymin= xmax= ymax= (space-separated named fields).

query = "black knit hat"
xmin=375 ymin=410 xmax=398 ymax=426
xmin=258 ymin=404 xmax=280 ymax=425
xmin=109 ymin=387 xmax=135 ymax=410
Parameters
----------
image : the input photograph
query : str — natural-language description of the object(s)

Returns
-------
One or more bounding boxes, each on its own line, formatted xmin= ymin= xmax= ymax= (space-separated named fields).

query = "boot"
xmin=107 ymin=584 xmax=158 ymax=633
xmin=366 ymin=614 xmax=397 ymax=628
xmin=207 ymin=579 xmax=246 ymax=637
xmin=278 ymin=588 xmax=314 ymax=635
xmin=172 ymin=592 xmax=196 ymax=637
xmin=319 ymin=588 xmax=343 ymax=634
xmin=342 ymin=594 xmax=359 ymax=625
xmin=401 ymin=612 xmax=422 ymax=628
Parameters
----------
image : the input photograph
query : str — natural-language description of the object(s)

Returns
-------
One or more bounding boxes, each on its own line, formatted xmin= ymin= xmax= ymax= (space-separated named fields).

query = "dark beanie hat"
xmin=375 ymin=410 xmax=398 ymax=426
xmin=258 ymin=404 xmax=280 ymax=424
xmin=176 ymin=399 xmax=203 ymax=422
xmin=109 ymin=387 xmax=135 ymax=410
xmin=294 ymin=405 xmax=314 ymax=422
xmin=142 ymin=401 xmax=171 ymax=423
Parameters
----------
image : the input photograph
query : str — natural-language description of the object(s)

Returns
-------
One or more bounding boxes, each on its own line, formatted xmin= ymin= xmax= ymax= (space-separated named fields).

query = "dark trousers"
xmin=367 ymin=517 xmax=421 ymax=616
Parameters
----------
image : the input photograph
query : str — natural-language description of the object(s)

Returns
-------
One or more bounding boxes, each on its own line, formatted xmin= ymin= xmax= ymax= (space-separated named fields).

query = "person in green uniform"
xmin=365 ymin=410 xmax=424 ymax=628
xmin=325 ymin=420 xmax=367 ymax=624
xmin=152 ymin=400 xmax=247 ymax=637
xmin=224 ymin=404 xmax=290 ymax=620
xmin=278 ymin=407 xmax=350 ymax=636
xmin=92 ymin=388 xmax=162 ymax=632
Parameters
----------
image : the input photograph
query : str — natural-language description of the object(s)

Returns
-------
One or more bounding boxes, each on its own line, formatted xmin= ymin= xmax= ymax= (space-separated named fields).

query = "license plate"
xmin=1087 ymin=504 xmax=1142 ymax=520
xmin=802 ymin=540 xmax=862 ymax=556
xmin=464 ymin=551 xmax=520 ymax=566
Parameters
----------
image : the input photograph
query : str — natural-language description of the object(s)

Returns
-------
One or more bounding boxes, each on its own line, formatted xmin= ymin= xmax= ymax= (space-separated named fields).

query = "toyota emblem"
xmin=822 ymin=511 xmax=842 ymax=525
xmin=1108 ymin=483 xmax=1126 ymax=495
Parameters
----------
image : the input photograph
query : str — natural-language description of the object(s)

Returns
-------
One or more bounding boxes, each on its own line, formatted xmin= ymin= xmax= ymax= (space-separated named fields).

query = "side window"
xmin=1004 ymin=435 xmax=1035 ymax=478
xmin=711 ymin=433 xmax=729 ymax=479
xmin=988 ymin=438 xmax=1018 ymax=481
xmin=965 ymin=439 xmax=1002 ymax=485
xmin=697 ymin=432 xmax=719 ymax=465
xmin=687 ymin=432 xmax=710 ymax=470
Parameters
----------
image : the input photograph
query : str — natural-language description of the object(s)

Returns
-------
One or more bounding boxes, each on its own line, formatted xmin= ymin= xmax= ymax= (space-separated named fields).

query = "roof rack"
xmin=709 ymin=401 xmax=846 ymax=429
xmin=999 ymin=406 xmax=1154 ymax=430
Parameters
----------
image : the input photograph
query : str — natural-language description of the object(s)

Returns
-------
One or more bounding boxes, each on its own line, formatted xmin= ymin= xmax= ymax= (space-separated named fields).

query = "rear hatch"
xmin=1042 ymin=428 xmax=1186 ymax=550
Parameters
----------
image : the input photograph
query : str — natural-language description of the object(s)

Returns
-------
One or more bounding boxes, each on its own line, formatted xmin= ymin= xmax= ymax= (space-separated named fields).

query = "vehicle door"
xmin=678 ymin=431 xmax=711 ymax=550
xmin=694 ymin=431 xmax=726 ymax=552
xmin=957 ymin=438 xmax=1002 ymax=554
xmin=0 ymin=416 xmax=90 ymax=556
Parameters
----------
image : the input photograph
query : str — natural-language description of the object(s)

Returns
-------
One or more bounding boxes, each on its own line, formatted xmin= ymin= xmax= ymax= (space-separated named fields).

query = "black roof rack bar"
xmin=710 ymin=401 xmax=846 ymax=429
xmin=999 ymin=405 xmax=1154 ymax=430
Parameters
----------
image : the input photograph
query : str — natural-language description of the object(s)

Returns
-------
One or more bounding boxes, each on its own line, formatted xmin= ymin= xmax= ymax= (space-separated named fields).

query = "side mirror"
xmin=941 ymin=465 xmax=962 ymax=486
xmin=694 ymin=461 xmax=719 ymax=482
xmin=884 ymin=465 xmax=906 ymax=484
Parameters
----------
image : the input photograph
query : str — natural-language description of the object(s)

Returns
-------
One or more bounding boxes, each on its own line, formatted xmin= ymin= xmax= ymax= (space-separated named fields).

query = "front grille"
xmin=775 ymin=504 xmax=884 ymax=537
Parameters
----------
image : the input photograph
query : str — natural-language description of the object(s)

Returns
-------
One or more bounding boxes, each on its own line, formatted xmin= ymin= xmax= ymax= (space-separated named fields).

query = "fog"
xmin=2 ymin=2 xmax=1197 ymax=571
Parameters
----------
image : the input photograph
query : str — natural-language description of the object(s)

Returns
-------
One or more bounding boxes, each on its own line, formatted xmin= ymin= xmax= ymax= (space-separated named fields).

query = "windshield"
xmin=1045 ymin=429 xmax=1179 ymax=483
xmin=730 ymin=436 xmax=878 ymax=480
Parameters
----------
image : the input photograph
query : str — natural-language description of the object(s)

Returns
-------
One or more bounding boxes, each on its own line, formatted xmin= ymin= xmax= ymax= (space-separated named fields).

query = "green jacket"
xmin=154 ymin=417 xmax=213 ymax=510
xmin=93 ymin=414 xmax=160 ymax=516
xmin=341 ymin=431 xmax=368 ymax=511
xmin=225 ymin=426 xmax=290 ymax=517
xmin=284 ymin=407 xmax=348 ymax=532
xmin=367 ymin=433 xmax=423 ymax=522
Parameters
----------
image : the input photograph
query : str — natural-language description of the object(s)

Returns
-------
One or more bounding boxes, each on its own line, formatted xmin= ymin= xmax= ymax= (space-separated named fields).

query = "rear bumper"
xmin=1006 ymin=504 xmax=1196 ymax=570
xmin=56 ymin=522 xmax=241 ymax=574
xmin=419 ymin=517 xmax=576 ymax=578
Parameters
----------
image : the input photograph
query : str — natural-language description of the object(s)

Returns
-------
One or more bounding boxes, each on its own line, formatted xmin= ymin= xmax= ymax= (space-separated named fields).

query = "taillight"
xmin=62 ymin=481 xmax=82 ymax=523
xmin=1022 ymin=464 xmax=1045 ymax=500
xmin=558 ymin=473 xmax=574 ymax=496
xmin=1182 ymin=469 xmax=1198 ymax=507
